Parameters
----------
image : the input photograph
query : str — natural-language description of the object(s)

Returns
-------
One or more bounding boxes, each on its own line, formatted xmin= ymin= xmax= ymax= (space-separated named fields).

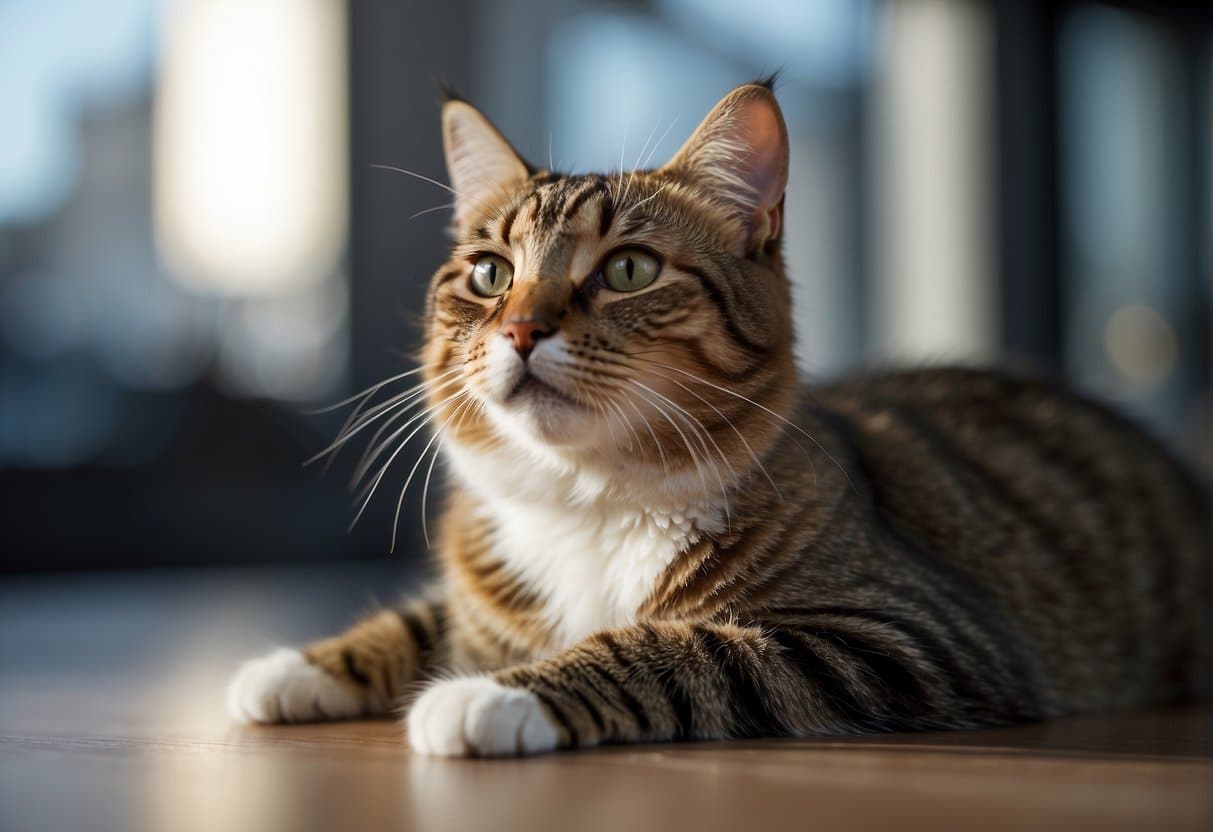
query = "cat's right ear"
xmin=441 ymin=100 xmax=530 ymax=231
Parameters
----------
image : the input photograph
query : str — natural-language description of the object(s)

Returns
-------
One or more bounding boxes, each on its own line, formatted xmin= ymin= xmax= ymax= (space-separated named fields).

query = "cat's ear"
xmin=441 ymin=99 xmax=531 ymax=230
xmin=662 ymin=82 xmax=789 ymax=255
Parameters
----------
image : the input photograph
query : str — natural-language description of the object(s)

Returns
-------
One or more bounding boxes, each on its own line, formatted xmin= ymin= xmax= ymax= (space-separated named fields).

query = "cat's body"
xmin=228 ymin=82 xmax=1211 ymax=756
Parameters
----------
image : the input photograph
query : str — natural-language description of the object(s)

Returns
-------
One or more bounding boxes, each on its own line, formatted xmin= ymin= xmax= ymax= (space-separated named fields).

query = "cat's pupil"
xmin=625 ymin=258 xmax=634 ymax=281
xmin=486 ymin=263 xmax=497 ymax=286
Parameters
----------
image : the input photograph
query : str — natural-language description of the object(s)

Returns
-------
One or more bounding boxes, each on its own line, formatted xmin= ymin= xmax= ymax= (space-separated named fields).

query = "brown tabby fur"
xmin=296 ymin=81 xmax=1210 ymax=750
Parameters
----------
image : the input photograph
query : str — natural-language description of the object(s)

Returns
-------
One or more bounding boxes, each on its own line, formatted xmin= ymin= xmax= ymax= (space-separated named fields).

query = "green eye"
xmin=602 ymin=249 xmax=660 ymax=292
xmin=470 ymin=256 xmax=514 ymax=297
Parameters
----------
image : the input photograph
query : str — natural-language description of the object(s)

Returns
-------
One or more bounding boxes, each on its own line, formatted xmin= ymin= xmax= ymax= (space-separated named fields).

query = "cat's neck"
xmin=443 ymin=435 xmax=733 ymax=524
xmin=443 ymin=437 xmax=729 ymax=647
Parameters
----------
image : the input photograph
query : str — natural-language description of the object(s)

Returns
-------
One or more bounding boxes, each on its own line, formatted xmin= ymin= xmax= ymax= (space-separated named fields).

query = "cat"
xmin=227 ymin=79 xmax=1212 ymax=757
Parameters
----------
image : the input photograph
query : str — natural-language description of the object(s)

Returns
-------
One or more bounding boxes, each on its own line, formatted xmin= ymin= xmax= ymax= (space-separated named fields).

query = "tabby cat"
xmin=228 ymin=80 xmax=1211 ymax=756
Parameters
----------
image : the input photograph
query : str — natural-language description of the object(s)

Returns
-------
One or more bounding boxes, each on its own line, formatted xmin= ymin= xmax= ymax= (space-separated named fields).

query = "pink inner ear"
xmin=735 ymin=98 xmax=786 ymax=212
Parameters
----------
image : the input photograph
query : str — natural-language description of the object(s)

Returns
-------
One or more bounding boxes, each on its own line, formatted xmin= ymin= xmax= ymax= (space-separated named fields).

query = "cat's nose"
xmin=500 ymin=318 xmax=556 ymax=360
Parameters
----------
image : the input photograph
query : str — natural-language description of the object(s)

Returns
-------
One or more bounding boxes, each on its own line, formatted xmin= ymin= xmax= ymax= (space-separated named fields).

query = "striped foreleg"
xmin=407 ymin=618 xmax=967 ymax=756
xmin=229 ymin=597 xmax=449 ymax=724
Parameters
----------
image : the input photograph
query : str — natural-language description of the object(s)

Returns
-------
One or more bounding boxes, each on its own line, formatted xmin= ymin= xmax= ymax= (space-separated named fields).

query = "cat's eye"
xmin=602 ymin=249 xmax=660 ymax=293
xmin=469 ymin=256 xmax=514 ymax=297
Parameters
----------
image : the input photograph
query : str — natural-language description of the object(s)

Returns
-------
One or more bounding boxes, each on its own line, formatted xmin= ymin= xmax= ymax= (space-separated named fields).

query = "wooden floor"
xmin=2 ymin=564 xmax=1210 ymax=832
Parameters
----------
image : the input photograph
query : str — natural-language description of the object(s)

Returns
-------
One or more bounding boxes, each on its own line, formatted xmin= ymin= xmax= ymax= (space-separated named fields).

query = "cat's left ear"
xmin=662 ymin=82 xmax=788 ymax=256
xmin=441 ymin=99 xmax=531 ymax=230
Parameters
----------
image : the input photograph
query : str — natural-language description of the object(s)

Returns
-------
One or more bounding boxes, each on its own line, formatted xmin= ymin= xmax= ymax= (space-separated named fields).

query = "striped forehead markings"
xmin=559 ymin=177 xmax=608 ymax=224
xmin=471 ymin=172 xmax=650 ymax=247
xmin=530 ymin=176 xmax=617 ymax=237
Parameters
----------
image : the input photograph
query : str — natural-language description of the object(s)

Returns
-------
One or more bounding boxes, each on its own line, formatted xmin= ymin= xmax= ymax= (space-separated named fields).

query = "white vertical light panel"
xmin=154 ymin=0 xmax=347 ymax=297
xmin=870 ymin=0 xmax=995 ymax=362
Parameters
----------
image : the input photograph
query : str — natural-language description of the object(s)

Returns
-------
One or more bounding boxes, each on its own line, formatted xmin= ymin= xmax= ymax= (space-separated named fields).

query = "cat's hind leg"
xmin=228 ymin=599 xmax=446 ymax=724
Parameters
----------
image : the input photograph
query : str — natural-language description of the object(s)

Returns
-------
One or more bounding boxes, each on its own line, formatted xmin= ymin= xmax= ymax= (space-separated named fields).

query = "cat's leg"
xmin=407 ymin=619 xmax=949 ymax=756
xmin=228 ymin=597 xmax=448 ymax=724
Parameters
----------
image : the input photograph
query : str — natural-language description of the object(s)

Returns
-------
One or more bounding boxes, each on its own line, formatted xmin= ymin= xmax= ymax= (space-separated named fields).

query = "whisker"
xmin=349 ymin=397 xmax=431 ymax=481
xmin=633 ymin=380 xmax=739 ymax=484
xmin=641 ymin=115 xmax=679 ymax=169
xmin=628 ymin=183 xmax=670 ymax=215
xmin=605 ymin=396 xmax=643 ymax=453
xmin=390 ymin=426 xmax=444 ymax=552
xmin=590 ymin=397 xmax=622 ymax=450
xmin=340 ymin=367 xmax=462 ymax=440
xmin=632 ymin=117 xmax=663 ymax=173
xmin=350 ymin=390 xmax=470 ymax=531
xmin=409 ymin=202 xmax=456 ymax=221
xmin=641 ymin=368 xmax=783 ymax=501
xmin=349 ymin=382 xmax=467 ymax=490
xmin=632 ymin=381 xmax=733 ymax=527
xmin=349 ymin=382 xmax=465 ymax=490
xmin=632 ymin=357 xmax=856 ymax=494
xmin=369 ymin=164 xmax=463 ymax=198
xmin=307 ymin=371 xmax=462 ymax=468
xmin=619 ymin=118 xmax=629 ymax=178
xmin=618 ymin=391 xmax=669 ymax=475
xmin=419 ymin=395 xmax=477 ymax=550
xmin=308 ymin=390 xmax=424 ymax=469
xmin=630 ymin=382 xmax=725 ymax=524
xmin=419 ymin=441 xmax=444 ymax=550
xmin=303 ymin=366 xmax=431 ymax=414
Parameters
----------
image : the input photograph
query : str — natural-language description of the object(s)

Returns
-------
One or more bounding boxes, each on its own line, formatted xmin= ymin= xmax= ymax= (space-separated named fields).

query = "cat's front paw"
xmin=407 ymin=677 xmax=559 ymax=757
xmin=227 ymin=647 xmax=363 ymax=724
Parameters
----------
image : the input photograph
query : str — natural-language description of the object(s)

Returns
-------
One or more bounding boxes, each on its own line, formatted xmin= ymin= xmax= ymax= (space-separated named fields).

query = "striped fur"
xmin=230 ymin=82 xmax=1211 ymax=755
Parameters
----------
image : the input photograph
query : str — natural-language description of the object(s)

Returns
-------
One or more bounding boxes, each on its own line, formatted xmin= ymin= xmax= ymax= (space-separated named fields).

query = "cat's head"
xmin=422 ymin=82 xmax=798 ymax=503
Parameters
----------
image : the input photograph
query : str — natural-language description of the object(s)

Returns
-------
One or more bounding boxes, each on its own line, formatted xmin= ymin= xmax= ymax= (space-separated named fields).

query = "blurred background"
xmin=1 ymin=0 xmax=1209 ymax=573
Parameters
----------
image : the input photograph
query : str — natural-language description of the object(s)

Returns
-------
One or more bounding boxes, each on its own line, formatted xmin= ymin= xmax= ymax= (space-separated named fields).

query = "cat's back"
xmin=807 ymin=366 xmax=1211 ymax=709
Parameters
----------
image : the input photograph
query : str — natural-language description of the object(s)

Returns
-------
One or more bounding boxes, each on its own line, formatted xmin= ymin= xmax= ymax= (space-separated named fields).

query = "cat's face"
xmin=422 ymin=83 xmax=797 ymax=497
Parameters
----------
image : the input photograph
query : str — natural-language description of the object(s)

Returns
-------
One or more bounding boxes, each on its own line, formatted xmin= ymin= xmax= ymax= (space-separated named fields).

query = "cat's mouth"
xmin=506 ymin=373 xmax=581 ymax=408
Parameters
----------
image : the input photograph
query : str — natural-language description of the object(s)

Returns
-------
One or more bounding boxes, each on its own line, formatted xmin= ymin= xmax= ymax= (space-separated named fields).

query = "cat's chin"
xmin=491 ymin=385 xmax=603 ymax=450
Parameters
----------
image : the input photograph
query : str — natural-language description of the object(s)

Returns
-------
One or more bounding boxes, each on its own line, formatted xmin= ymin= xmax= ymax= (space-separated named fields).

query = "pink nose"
xmin=499 ymin=318 xmax=555 ymax=360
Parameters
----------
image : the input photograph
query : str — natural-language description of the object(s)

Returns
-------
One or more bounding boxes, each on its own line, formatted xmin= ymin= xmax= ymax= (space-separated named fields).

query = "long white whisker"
xmin=634 ymin=380 xmax=738 ymax=485
xmin=369 ymin=164 xmax=462 ymax=198
xmin=308 ymin=391 xmax=425 ymax=468
xmin=371 ymin=164 xmax=499 ymax=220
xmin=628 ymin=183 xmax=670 ymax=215
xmin=340 ymin=367 xmax=462 ymax=439
xmin=349 ymin=382 xmax=466 ymax=489
xmin=409 ymin=202 xmax=456 ymax=221
xmin=633 ymin=381 xmax=733 ymax=527
xmin=350 ymin=390 xmax=470 ymax=531
xmin=349 ymin=394 xmax=436 ymax=479
xmin=633 ymin=117 xmax=662 ymax=172
xmin=642 ymin=368 xmax=782 ymax=500
xmin=390 ymin=428 xmax=443 ymax=552
xmin=634 ymin=358 xmax=855 ymax=493
xmin=590 ymin=396 xmax=621 ymax=450
xmin=641 ymin=115 xmax=679 ymax=169
xmin=619 ymin=118 xmax=629 ymax=177
xmin=605 ymin=396 xmax=643 ymax=452
xmin=623 ymin=117 xmax=660 ymax=206
xmin=619 ymin=391 xmax=668 ymax=474
xmin=391 ymin=419 xmax=448 ymax=554
xmin=419 ymin=395 xmax=477 ymax=550
xmin=304 ymin=366 xmax=431 ymax=414
xmin=419 ymin=439 xmax=443 ymax=550
xmin=308 ymin=372 xmax=462 ymax=468
xmin=630 ymin=383 xmax=718 ymax=518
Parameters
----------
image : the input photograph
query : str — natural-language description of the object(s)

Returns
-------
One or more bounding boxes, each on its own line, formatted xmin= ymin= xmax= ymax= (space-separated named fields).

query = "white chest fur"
xmin=446 ymin=444 xmax=722 ymax=649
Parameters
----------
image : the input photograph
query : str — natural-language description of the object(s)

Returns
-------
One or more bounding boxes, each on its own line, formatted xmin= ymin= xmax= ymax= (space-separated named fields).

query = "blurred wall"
xmin=0 ymin=0 xmax=1207 ymax=571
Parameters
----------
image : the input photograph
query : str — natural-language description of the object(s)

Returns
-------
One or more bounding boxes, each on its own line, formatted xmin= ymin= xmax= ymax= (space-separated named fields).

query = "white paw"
xmin=226 ymin=647 xmax=362 ymax=724
xmin=407 ymin=677 xmax=559 ymax=757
